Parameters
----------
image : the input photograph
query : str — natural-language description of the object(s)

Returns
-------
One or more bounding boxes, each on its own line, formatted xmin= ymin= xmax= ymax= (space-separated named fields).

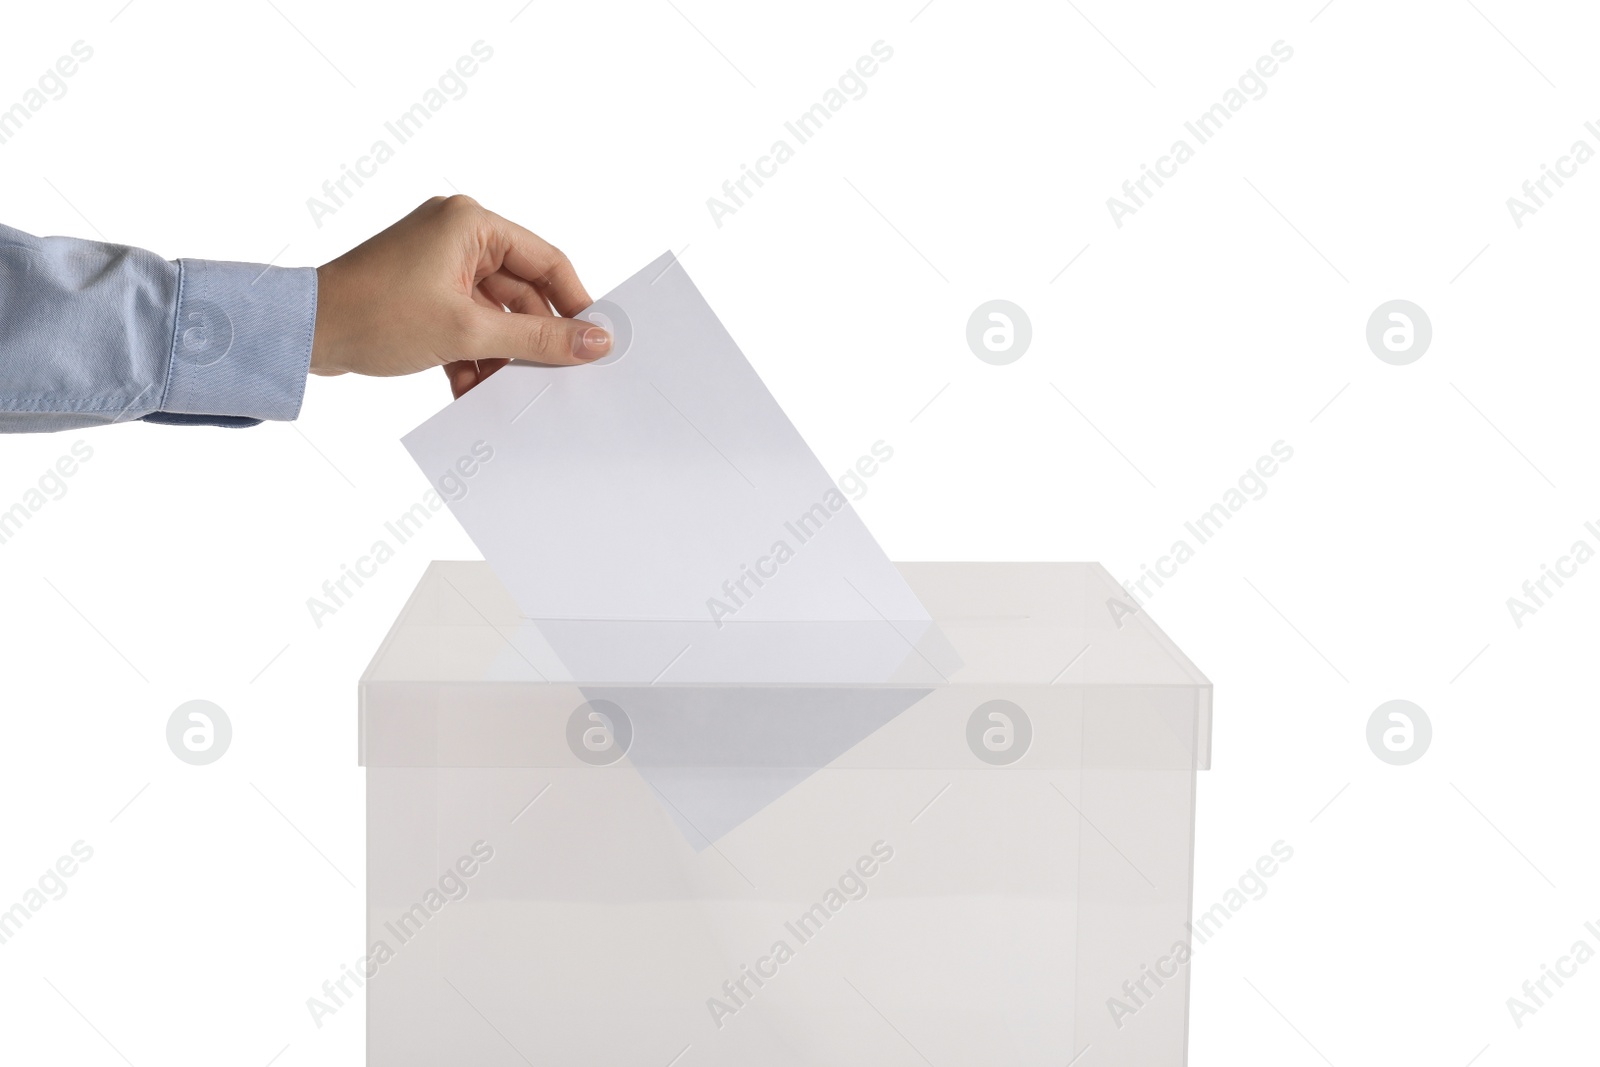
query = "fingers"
xmin=421 ymin=194 xmax=609 ymax=369
xmin=461 ymin=303 xmax=612 ymax=366
xmin=475 ymin=205 xmax=593 ymax=317
xmin=477 ymin=268 xmax=554 ymax=317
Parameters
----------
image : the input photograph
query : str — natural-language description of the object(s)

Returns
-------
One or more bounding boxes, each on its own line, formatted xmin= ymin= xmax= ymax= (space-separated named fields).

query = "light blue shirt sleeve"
xmin=0 ymin=222 xmax=317 ymax=432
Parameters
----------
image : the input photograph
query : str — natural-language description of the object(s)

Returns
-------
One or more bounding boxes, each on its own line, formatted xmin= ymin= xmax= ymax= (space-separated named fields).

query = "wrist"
xmin=310 ymin=265 xmax=345 ymax=376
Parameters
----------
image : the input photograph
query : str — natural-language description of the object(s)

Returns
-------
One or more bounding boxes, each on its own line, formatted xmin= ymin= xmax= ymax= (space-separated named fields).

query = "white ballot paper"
xmin=402 ymin=252 xmax=949 ymax=849
xmin=403 ymin=251 xmax=929 ymax=630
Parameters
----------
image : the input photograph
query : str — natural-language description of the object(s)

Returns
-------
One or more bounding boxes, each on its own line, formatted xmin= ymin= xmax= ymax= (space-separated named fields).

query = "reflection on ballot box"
xmin=360 ymin=561 xmax=1212 ymax=1066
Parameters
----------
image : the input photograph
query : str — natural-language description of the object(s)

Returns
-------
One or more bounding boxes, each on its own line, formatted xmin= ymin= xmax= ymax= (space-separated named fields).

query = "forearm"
xmin=0 ymin=223 xmax=316 ymax=432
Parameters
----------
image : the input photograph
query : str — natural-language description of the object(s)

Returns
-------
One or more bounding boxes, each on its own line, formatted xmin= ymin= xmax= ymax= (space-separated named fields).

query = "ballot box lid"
xmin=359 ymin=561 xmax=1212 ymax=769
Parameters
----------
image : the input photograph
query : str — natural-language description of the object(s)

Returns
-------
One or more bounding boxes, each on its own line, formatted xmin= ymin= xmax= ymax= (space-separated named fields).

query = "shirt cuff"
xmin=154 ymin=258 xmax=317 ymax=424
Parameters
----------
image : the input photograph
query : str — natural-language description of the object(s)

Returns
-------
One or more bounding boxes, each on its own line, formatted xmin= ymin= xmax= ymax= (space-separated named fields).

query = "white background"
xmin=2 ymin=1 xmax=1597 ymax=1064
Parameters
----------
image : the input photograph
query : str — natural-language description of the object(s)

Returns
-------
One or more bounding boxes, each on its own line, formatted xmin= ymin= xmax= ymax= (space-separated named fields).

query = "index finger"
xmin=477 ymin=207 xmax=593 ymax=318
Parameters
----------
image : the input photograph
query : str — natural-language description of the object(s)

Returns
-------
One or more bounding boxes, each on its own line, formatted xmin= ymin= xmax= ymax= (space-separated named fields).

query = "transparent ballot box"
xmin=359 ymin=562 xmax=1213 ymax=1066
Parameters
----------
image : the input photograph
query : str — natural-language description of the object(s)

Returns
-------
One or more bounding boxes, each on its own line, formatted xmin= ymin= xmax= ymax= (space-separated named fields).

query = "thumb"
xmin=462 ymin=307 xmax=612 ymax=366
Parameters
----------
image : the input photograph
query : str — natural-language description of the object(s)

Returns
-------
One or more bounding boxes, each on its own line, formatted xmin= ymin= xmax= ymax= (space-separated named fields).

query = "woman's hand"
xmin=310 ymin=195 xmax=612 ymax=398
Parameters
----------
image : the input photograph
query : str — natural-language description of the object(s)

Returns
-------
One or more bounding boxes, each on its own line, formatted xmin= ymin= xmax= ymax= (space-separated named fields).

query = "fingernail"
xmin=579 ymin=326 xmax=612 ymax=359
